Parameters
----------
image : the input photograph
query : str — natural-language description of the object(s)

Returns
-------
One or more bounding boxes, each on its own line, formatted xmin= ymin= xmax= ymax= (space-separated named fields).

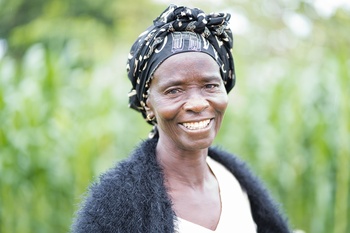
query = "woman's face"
xmin=146 ymin=52 xmax=228 ymax=152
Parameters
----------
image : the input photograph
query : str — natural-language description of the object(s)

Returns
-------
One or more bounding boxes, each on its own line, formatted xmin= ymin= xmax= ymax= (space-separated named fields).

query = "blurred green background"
xmin=0 ymin=0 xmax=349 ymax=232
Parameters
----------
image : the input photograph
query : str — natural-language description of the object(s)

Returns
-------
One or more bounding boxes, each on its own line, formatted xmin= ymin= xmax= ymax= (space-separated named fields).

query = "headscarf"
xmin=126 ymin=4 xmax=235 ymax=125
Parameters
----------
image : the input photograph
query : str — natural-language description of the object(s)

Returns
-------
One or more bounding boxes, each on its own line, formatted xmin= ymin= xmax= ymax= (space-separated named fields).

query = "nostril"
xmin=183 ymin=99 xmax=209 ymax=112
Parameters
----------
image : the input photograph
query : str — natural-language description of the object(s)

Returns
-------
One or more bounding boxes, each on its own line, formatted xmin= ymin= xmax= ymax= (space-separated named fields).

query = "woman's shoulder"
xmin=88 ymin=138 xmax=160 ymax=197
xmin=208 ymin=146 xmax=250 ymax=177
xmin=72 ymin=138 xmax=162 ymax=232
xmin=208 ymin=146 xmax=275 ymax=204
xmin=208 ymin=146 xmax=292 ymax=233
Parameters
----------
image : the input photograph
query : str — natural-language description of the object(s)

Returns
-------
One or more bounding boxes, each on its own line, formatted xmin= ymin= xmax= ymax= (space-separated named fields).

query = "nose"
xmin=183 ymin=94 xmax=209 ymax=113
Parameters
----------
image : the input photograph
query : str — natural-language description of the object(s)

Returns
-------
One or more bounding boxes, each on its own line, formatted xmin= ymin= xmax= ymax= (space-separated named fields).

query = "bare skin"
xmin=146 ymin=52 xmax=228 ymax=230
xmin=157 ymin=147 xmax=221 ymax=230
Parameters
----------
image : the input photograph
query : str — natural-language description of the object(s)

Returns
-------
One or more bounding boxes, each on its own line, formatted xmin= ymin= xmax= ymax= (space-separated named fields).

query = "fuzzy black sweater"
xmin=72 ymin=138 xmax=291 ymax=233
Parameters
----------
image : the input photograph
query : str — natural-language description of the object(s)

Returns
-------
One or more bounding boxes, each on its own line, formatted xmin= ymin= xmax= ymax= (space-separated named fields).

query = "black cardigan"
xmin=72 ymin=138 xmax=291 ymax=233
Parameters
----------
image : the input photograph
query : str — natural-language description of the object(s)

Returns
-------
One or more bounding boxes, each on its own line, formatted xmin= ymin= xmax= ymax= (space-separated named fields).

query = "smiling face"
xmin=146 ymin=52 xmax=228 ymax=152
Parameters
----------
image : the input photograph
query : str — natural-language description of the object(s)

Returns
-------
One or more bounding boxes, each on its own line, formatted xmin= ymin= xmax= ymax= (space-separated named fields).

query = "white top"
xmin=175 ymin=157 xmax=257 ymax=233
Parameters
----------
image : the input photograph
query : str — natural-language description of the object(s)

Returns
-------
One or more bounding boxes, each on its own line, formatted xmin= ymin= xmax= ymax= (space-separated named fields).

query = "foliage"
xmin=0 ymin=0 xmax=349 ymax=232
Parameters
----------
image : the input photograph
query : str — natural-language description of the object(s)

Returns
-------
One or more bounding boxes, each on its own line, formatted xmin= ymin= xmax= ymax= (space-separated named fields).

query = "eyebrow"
xmin=199 ymin=76 xmax=222 ymax=83
xmin=159 ymin=75 xmax=222 ymax=87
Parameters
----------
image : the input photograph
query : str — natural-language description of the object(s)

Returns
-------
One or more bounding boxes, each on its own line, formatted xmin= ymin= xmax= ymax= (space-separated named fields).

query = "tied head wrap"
xmin=126 ymin=4 xmax=235 ymax=125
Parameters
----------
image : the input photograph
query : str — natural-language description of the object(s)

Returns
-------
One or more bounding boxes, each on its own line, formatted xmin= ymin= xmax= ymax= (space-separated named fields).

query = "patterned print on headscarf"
xmin=126 ymin=4 xmax=235 ymax=125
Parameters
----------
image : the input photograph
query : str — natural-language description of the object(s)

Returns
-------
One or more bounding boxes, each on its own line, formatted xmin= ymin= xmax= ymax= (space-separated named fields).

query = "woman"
xmin=72 ymin=5 xmax=291 ymax=233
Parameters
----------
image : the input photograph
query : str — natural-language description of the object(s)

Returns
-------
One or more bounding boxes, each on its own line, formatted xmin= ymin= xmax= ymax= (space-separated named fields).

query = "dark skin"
xmin=145 ymin=52 xmax=229 ymax=230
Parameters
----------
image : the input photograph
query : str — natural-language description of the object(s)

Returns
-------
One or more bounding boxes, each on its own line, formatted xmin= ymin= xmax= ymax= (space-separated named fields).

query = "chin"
xmin=179 ymin=136 xmax=216 ymax=151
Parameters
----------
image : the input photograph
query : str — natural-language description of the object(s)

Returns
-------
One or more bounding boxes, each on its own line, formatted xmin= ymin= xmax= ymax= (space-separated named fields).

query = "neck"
xmin=156 ymin=139 xmax=212 ymax=189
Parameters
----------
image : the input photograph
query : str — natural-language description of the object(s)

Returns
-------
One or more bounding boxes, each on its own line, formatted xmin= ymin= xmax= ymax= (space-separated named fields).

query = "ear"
xmin=144 ymin=99 xmax=154 ymax=118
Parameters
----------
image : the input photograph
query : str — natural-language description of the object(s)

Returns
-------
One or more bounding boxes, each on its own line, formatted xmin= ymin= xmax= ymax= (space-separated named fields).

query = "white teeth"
xmin=182 ymin=119 xmax=211 ymax=130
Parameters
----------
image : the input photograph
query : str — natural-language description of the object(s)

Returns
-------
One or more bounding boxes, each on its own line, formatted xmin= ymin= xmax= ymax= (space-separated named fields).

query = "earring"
xmin=146 ymin=114 xmax=155 ymax=121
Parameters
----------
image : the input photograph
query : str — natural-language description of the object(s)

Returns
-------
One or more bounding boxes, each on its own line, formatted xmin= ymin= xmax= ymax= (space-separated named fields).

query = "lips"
xmin=181 ymin=119 xmax=211 ymax=130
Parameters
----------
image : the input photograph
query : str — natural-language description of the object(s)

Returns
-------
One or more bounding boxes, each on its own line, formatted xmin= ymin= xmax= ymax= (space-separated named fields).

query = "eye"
xmin=205 ymin=84 xmax=220 ymax=89
xmin=165 ymin=88 xmax=182 ymax=95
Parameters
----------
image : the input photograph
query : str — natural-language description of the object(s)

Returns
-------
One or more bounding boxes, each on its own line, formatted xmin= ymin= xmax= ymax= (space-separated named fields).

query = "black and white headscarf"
xmin=126 ymin=4 xmax=235 ymax=125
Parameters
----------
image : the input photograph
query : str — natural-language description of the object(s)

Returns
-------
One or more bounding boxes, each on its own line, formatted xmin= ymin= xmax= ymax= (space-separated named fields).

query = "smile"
xmin=181 ymin=119 xmax=211 ymax=130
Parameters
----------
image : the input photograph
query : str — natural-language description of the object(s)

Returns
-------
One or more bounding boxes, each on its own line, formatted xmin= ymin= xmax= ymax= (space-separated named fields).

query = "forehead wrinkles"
xmin=151 ymin=53 xmax=221 ymax=88
xmin=149 ymin=76 xmax=223 ymax=97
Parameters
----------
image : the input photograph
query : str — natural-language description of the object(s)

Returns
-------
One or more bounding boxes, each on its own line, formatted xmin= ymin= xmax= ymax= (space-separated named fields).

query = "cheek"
xmin=222 ymin=95 xmax=229 ymax=110
xmin=147 ymin=95 xmax=180 ymax=121
xmin=213 ymin=93 xmax=229 ymax=114
xmin=214 ymin=94 xmax=228 ymax=132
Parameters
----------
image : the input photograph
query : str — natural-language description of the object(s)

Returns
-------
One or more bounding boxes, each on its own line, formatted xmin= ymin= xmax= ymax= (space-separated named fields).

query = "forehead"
xmin=151 ymin=52 xmax=221 ymax=87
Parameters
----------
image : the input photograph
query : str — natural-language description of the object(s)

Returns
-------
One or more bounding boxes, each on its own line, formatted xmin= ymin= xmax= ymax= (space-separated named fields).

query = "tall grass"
xmin=0 ymin=43 xmax=146 ymax=232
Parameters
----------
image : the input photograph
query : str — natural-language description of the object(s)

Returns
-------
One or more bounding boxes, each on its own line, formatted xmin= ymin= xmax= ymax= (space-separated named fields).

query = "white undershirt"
xmin=175 ymin=157 xmax=257 ymax=233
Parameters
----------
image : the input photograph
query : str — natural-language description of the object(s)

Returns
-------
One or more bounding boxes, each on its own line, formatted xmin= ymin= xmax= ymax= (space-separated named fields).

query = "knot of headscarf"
xmin=126 ymin=4 xmax=235 ymax=125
